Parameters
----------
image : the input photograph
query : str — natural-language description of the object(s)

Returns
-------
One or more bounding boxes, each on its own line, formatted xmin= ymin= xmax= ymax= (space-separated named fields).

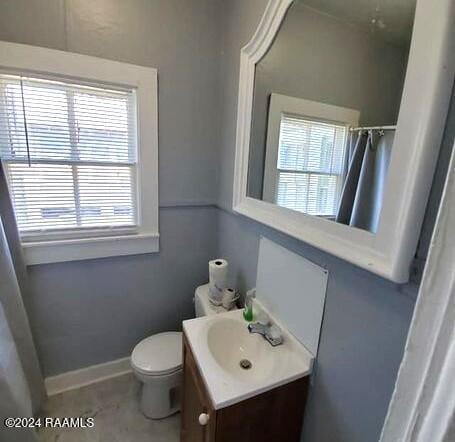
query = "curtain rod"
xmin=349 ymin=125 xmax=396 ymax=132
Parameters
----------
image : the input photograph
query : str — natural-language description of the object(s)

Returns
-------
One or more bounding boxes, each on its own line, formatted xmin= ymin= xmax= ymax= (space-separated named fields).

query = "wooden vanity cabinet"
xmin=181 ymin=333 xmax=309 ymax=442
xmin=181 ymin=333 xmax=217 ymax=442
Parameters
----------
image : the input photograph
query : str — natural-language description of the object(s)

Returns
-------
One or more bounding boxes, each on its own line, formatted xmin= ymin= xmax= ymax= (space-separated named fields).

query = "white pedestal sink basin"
xmin=183 ymin=303 xmax=313 ymax=409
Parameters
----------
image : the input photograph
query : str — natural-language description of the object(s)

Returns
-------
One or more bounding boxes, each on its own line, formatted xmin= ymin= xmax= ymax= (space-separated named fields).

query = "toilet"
xmin=131 ymin=284 xmax=233 ymax=419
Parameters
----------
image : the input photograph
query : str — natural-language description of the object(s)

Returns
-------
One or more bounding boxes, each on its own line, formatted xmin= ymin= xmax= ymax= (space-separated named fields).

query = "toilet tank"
xmin=194 ymin=284 xmax=228 ymax=317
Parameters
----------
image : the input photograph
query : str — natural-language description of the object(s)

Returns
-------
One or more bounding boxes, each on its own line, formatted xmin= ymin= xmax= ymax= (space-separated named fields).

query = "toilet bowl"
xmin=131 ymin=331 xmax=183 ymax=419
xmin=131 ymin=284 xmax=234 ymax=419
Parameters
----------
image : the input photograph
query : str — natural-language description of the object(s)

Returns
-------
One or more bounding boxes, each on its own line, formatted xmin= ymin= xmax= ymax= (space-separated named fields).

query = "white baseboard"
xmin=45 ymin=357 xmax=132 ymax=396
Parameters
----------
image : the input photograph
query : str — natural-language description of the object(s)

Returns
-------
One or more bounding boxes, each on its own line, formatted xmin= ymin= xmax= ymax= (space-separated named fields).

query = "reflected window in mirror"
xmin=262 ymin=94 xmax=359 ymax=219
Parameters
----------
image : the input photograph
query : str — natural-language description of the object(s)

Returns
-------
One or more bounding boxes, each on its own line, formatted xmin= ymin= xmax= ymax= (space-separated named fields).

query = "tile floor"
xmin=37 ymin=373 xmax=180 ymax=442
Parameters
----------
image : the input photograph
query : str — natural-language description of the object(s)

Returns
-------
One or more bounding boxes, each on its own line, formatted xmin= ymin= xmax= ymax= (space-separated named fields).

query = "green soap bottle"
xmin=243 ymin=288 xmax=256 ymax=322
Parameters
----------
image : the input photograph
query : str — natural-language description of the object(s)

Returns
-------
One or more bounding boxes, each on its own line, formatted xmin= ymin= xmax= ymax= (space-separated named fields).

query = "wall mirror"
xmin=233 ymin=0 xmax=454 ymax=282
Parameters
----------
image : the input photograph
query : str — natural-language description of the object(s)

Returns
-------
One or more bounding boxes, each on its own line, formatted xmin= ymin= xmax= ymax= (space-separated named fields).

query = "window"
xmin=263 ymin=94 xmax=359 ymax=218
xmin=0 ymin=42 xmax=158 ymax=264
xmin=1 ymin=75 xmax=137 ymax=233
xmin=275 ymin=115 xmax=347 ymax=216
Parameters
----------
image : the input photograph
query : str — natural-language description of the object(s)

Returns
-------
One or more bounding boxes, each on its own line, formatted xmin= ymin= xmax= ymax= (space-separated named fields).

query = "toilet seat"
xmin=131 ymin=331 xmax=182 ymax=377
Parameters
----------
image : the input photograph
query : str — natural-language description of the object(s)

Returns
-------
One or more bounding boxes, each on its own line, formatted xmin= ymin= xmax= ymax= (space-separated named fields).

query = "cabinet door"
xmin=181 ymin=336 xmax=216 ymax=442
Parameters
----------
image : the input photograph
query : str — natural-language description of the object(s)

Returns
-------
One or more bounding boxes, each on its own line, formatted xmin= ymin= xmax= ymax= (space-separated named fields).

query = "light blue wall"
xmin=216 ymin=1 xmax=453 ymax=441
xmin=0 ymin=0 xmax=223 ymax=376
xmin=27 ymin=206 xmax=218 ymax=375
xmin=216 ymin=208 xmax=415 ymax=442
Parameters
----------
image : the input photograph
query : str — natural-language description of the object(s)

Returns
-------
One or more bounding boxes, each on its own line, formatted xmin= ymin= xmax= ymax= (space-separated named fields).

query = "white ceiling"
xmin=298 ymin=0 xmax=416 ymax=47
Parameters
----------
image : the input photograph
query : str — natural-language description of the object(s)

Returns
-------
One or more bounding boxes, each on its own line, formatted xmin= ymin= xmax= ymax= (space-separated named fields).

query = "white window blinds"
xmin=0 ymin=74 xmax=138 ymax=236
xmin=276 ymin=114 xmax=347 ymax=217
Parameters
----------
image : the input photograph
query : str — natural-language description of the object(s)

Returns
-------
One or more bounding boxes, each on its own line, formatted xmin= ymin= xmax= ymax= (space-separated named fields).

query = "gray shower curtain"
xmin=0 ymin=161 xmax=45 ymax=441
xmin=336 ymin=130 xmax=394 ymax=233
xmin=0 ymin=224 xmax=39 ymax=442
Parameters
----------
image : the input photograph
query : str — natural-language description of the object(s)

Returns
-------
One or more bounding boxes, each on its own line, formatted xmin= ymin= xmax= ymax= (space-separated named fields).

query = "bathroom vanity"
xmin=180 ymin=308 xmax=313 ymax=442
xmin=181 ymin=334 xmax=308 ymax=442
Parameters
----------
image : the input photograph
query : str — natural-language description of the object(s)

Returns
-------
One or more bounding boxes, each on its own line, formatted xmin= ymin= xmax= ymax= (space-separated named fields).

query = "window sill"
xmin=22 ymin=232 xmax=160 ymax=265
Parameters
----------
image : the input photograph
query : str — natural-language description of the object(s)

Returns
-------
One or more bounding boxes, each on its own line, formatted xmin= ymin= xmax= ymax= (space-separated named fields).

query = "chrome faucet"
xmin=247 ymin=322 xmax=283 ymax=346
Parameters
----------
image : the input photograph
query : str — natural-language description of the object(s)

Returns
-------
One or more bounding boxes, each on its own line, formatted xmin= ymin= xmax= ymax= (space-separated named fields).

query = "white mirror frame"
xmin=233 ymin=0 xmax=455 ymax=282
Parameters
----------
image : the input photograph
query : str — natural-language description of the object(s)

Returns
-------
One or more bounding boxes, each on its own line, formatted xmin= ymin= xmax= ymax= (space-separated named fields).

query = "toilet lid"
xmin=132 ymin=332 xmax=182 ymax=376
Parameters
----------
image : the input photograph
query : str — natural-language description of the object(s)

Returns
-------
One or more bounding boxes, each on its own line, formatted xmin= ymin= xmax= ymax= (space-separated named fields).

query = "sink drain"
xmin=239 ymin=359 xmax=252 ymax=370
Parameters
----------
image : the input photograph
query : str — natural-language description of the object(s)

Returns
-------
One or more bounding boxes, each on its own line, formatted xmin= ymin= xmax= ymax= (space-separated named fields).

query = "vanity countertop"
xmin=182 ymin=307 xmax=313 ymax=410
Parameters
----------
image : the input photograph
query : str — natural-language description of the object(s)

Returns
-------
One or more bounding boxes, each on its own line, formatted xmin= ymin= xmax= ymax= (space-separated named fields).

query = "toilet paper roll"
xmin=222 ymin=288 xmax=239 ymax=310
xmin=208 ymin=259 xmax=228 ymax=291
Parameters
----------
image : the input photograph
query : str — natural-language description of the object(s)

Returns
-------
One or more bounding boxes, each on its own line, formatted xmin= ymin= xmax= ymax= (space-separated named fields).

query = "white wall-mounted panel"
xmin=256 ymin=237 xmax=328 ymax=356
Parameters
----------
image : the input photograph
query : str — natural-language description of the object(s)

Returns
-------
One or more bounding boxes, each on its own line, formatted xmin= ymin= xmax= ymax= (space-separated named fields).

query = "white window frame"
xmin=0 ymin=41 xmax=159 ymax=264
xmin=262 ymin=93 xmax=360 ymax=213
